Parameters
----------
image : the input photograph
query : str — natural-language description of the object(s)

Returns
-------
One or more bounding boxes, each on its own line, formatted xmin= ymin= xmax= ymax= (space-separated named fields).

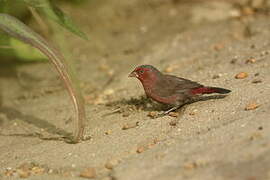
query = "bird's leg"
xmin=156 ymin=106 xmax=180 ymax=117
xmin=163 ymin=106 xmax=179 ymax=115
xmin=157 ymin=101 xmax=187 ymax=117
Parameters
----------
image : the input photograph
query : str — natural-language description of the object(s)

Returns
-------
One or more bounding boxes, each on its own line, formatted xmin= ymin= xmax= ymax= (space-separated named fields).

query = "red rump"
xmin=191 ymin=87 xmax=231 ymax=95
xmin=191 ymin=87 xmax=216 ymax=95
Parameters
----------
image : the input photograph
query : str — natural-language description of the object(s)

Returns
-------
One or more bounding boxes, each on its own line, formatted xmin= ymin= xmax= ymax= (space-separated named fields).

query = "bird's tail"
xmin=191 ymin=86 xmax=231 ymax=95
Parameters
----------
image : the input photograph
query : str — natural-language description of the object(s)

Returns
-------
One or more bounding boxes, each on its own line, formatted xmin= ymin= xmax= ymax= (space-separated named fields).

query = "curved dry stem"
xmin=0 ymin=13 xmax=86 ymax=143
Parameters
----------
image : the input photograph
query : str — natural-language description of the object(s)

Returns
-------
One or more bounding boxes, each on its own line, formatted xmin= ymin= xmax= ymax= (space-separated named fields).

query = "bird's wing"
xmin=153 ymin=75 xmax=203 ymax=97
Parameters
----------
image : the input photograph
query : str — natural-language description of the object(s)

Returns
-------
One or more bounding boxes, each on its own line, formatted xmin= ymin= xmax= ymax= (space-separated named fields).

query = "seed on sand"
xmin=105 ymin=130 xmax=112 ymax=135
xmin=183 ymin=162 xmax=198 ymax=170
xmin=122 ymin=122 xmax=139 ymax=130
xmin=252 ymin=79 xmax=262 ymax=84
xmin=213 ymin=43 xmax=225 ymax=51
xmin=169 ymin=120 xmax=177 ymax=126
xmin=79 ymin=168 xmax=96 ymax=179
xmin=105 ymin=159 xmax=119 ymax=170
xmin=147 ymin=111 xmax=158 ymax=118
xmin=245 ymin=57 xmax=256 ymax=64
xmin=136 ymin=146 xmax=146 ymax=153
xmin=235 ymin=72 xmax=248 ymax=79
xmin=168 ymin=112 xmax=179 ymax=117
xmin=17 ymin=169 xmax=31 ymax=178
xmin=245 ymin=103 xmax=260 ymax=111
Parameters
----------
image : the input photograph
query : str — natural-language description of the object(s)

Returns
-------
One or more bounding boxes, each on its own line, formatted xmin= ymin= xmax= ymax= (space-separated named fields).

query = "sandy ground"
xmin=0 ymin=1 xmax=270 ymax=180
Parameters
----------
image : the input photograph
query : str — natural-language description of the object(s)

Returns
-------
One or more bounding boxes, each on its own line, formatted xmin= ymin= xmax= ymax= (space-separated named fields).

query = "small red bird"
xmin=129 ymin=65 xmax=231 ymax=114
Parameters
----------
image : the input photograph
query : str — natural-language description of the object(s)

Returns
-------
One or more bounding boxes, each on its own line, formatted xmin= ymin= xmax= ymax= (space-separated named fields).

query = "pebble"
xmin=189 ymin=109 xmax=198 ymax=115
xmin=31 ymin=166 xmax=45 ymax=175
xmin=245 ymin=57 xmax=256 ymax=64
xmin=104 ymin=89 xmax=115 ymax=96
xmin=249 ymin=132 xmax=262 ymax=141
xmin=101 ymin=177 xmax=113 ymax=180
xmin=164 ymin=65 xmax=178 ymax=73
xmin=245 ymin=103 xmax=260 ymax=111
xmin=241 ymin=6 xmax=255 ymax=16
xmin=105 ymin=159 xmax=119 ymax=170
xmin=168 ymin=112 xmax=179 ymax=117
xmin=213 ymin=43 xmax=224 ymax=51
xmin=79 ymin=168 xmax=96 ymax=179
xmin=169 ymin=120 xmax=177 ymax=126
xmin=105 ymin=130 xmax=112 ymax=135
xmin=147 ymin=111 xmax=158 ymax=118
xmin=122 ymin=122 xmax=139 ymax=130
xmin=235 ymin=72 xmax=248 ymax=79
xmin=183 ymin=162 xmax=197 ymax=170
xmin=136 ymin=146 xmax=146 ymax=153
xmin=230 ymin=58 xmax=238 ymax=64
xmin=17 ymin=169 xmax=30 ymax=178
xmin=252 ymin=79 xmax=262 ymax=83
xmin=212 ymin=74 xmax=221 ymax=79
xmin=122 ymin=112 xmax=130 ymax=117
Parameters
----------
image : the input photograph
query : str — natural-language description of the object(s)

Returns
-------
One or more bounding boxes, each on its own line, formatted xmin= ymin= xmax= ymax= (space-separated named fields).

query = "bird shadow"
xmin=0 ymin=106 xmax=72 ymax=141
xmin=188 ymin=94 xmax=228 ymax=105
xmin=105 ymin=94 xmax=228 ymax=116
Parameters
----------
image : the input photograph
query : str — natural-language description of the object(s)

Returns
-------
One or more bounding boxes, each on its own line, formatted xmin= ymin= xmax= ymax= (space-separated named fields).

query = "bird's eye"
xmin=137 ymin=69 xmax=144 ymax=74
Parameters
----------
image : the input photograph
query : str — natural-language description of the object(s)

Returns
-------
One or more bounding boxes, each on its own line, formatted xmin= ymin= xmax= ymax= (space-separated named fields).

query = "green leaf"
xmin=9 ymin=38 xmax=46 ymax=61
xmin=22 ymin=0 xmax=88 ymax=40
xmin=0 ymin=13 xmax=86 ymax=143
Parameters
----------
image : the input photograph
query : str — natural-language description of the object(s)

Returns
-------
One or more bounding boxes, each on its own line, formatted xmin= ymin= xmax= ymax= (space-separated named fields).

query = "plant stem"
xmin=0 ymin=13 xmax=86 ymax=143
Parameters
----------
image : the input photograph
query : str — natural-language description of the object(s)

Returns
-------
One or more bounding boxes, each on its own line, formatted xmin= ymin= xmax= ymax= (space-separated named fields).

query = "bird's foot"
xmin=163 ymin=106 xmax=179 ymax=115
xmin=154 ymin=106 xmax=179 ymax=118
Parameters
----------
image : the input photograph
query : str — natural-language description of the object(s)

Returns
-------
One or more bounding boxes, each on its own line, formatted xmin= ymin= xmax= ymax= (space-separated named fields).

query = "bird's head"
xmin=129 ymin=65 xmax=161 ymax=82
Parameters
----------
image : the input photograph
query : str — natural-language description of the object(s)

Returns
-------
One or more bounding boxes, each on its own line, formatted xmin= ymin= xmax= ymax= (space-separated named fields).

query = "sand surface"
xmin=0 ymin=1 xmax=269 ymax=179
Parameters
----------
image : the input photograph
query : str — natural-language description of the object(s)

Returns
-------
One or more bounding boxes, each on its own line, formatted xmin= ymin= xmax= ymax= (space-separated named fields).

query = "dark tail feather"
xmin=206 ymin=87 xmax=231 ymax=94
xmin=191 ymin=87 xmax=231 ymax=95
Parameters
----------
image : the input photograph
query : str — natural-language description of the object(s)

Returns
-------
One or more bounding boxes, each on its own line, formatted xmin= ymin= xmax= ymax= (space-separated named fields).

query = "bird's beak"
xmin=128 ymin=71 xmax=137 ymax=77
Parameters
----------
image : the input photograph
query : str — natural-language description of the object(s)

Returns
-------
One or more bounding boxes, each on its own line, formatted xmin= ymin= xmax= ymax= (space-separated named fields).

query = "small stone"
xmin=17 ymin=169 xmax=30 ymax=178
xmin=212 ymin=74 xmax=221 ymax=79
xmin=105 ymin=159 xmax=119 ymax=170
xmin=245 ymin=57 xmax=256 ymax=64
xmin=168 ymin=112 xmax=179 ymax=117
xmin=258 ymin=126 xmax=263 ymax=130
xmin=101 ymin=177 xmax=113 ymax=180
xmin=122 ymin=122 xmax=139 ymax=130
xmin=164 ymin=66 xmax=174 ymax=73
xmin=245 ymin=103 xmax=260 ymax=111
xmin=169 ymin=120 xmax=177 ymax=126
xmin=213 ymin=43 xmax=224 ymax=51
xmin=260 ymin=50 xmax=269 ymax=56
xmin=122 ymin=112 xmax=130 ymax=117
xmin=104 ymin=89 xmax=115 ymax=96
xmin=249 ymin=132 xmax=262 ymax=141
xmin=235 ymin=72 xmax=248 ymax=79
xmin=164 ymin=65 xmax=178 ymax=73
xmin=254 ymin=73 xmax=260 ymax=76
xmin=105 ymin=130 xmax=112 ymax=135
xmin=183 ymin=162 xmax=197 ymax=170
xmin=147 ymin=111 xmax=158 ymax=118
xmin=252 ymin=79 xmax=262 ymax=84
xmin=230 ymin=58 xmax=238 ymax=64
xmin=31 ymin=166 xmax=45 ymax=175
xmin=189 ymin=109 xmax=198 ymax=116
xmin=4 ymin=169 xmax=16 ymax=177
xmin=136 ymin=146 xmax=145 ymax=153
xmin=242 ymin=6 xmax=255 ymax=16
xmin=80 ymin=168 xmax=96 ymax=179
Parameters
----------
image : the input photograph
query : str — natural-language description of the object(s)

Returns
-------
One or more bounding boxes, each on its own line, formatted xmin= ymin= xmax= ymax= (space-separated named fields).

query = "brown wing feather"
xmin=152 ymin=75 xmax=203 ymax=97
